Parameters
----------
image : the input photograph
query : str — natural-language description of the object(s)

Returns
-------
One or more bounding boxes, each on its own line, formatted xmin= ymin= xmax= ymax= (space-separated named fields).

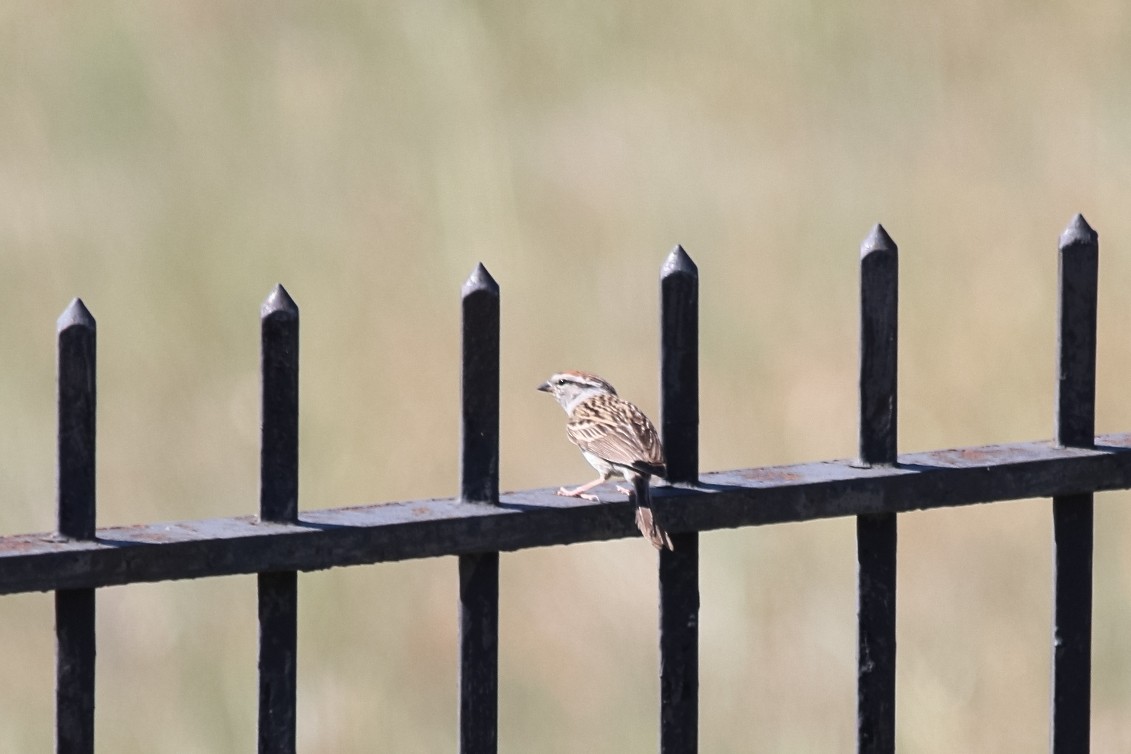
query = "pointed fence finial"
xmin=661 ymin=245 xmax=698 ymax=279
xmin=463 ymin=263 xmax=499 ymax=299
xmin=262 ymin=284 xmax=298 ymax=321
xmin=58 ymin=298 xmax=96 ymax=334
xmin=861 ymin=224 xmax=896 ymax=258
xmin=1059 ymin=214 xmax=1098 ymax=252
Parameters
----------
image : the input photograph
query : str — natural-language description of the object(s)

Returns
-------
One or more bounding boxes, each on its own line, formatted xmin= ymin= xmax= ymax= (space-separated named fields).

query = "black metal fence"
xmin=0 ymin=215 xmax=1121 ymax=753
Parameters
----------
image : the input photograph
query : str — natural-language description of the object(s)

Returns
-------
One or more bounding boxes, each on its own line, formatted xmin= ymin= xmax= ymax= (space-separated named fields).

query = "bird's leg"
xmin=557 ymin=477 xmax=607 ymax=502
xmin=617 ymin=471 xmax=648 ymax=499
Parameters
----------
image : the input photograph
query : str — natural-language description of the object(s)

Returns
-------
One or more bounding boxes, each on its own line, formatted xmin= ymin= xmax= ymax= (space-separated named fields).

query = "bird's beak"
xmin=536 ymin=381 xmax=552 ymax=393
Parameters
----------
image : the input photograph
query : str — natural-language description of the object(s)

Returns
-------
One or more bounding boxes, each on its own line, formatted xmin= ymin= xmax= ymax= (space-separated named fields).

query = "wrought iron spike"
xmin=462 ymin=263 xmax=499 ymax=298
xmin=57 ymin=298 xmax=95 ymax=333
xmin=262 ymin=284 xmax=298 ymax=320
xmin=1059 ymin=214 xmax=1097 ymax=251
xmin=661 ymin=245 xmax=698 ymax=278
xmin=861 ymin=224 xmax=897 ymax=257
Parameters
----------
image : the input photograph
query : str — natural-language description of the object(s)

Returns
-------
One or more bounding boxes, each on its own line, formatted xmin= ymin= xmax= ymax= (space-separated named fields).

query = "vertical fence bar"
xmin=658 ymin=246 xmax=700 ymax=753
xmin=856 ymin=225 xmax=898 ymax=754
xmin=459 ymin=264 xmax=500 ymax=754
xmin=1051 ymin=214 xmax=1097 ymax=754
xmin=56 ymin=299 xmax=97 ymax=754
xmin=258 ymin=285 xmax=299 ymax=754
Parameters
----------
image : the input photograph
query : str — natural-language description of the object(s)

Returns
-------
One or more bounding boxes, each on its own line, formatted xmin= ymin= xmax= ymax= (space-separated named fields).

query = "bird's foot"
xmin=557 ymin=487 xmax=601 ymax=503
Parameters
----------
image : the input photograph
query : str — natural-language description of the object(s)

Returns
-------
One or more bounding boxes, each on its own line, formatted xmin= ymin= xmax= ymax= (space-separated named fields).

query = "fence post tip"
xmin=861 ymin=224 xmax=897 ymax=258
xmin=57 ymin=298 xmax=95 ymax=332
xmin=1059 ymin=214 xmax=1097 ymax=251
xmin=661 ymin=245 xmax=698 ymax=278
xmin=463 ymin=263 xmax=499 ymax=298
xmin=261 ymin=284 xmax=298 ymax=319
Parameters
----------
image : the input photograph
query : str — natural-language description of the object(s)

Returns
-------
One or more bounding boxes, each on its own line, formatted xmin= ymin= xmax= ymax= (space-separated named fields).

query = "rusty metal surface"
xmin=0 ymin=433 xmax=1127 ymax=596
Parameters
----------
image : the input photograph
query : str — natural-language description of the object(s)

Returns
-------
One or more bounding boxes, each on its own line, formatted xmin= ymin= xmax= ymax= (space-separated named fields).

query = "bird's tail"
xmin=633 ymin=475 xmax=673 ymax=551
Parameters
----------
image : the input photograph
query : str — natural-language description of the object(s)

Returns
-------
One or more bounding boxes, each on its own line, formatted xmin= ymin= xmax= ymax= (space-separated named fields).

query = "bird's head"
xmin=537 ymin=370 xmax=617 ymax=413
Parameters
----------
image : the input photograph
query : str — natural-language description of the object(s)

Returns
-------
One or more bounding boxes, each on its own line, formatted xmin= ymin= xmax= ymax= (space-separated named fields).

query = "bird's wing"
xmin=566 ymin=394 xmax=666 ymax=478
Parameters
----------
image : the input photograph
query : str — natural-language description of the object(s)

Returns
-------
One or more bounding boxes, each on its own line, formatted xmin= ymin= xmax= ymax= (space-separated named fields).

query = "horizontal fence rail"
xmin=2 ymin=214 xmax=1116 ymax=753
xmin=2 ymin=434 xmax=1128 ymax=595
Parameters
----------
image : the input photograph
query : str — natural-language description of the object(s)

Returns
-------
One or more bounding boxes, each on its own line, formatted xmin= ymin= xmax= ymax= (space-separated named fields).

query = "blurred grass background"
xmin=2 ymin=0 xmax=1131 ymax=751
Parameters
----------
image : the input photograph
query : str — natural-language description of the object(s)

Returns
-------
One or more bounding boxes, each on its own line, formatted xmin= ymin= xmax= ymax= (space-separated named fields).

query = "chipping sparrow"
xmin=537 ymin=370 xmax=673 ymax=550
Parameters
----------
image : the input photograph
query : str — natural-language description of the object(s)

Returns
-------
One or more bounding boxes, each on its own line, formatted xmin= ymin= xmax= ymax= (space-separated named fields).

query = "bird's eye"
xmin=556 ymin=379 xmax=567 ymax=386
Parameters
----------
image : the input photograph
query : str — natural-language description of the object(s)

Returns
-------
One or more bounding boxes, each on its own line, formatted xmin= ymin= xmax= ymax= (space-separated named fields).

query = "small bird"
xmin=537 ymin=370 xmax=673 ymax=550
